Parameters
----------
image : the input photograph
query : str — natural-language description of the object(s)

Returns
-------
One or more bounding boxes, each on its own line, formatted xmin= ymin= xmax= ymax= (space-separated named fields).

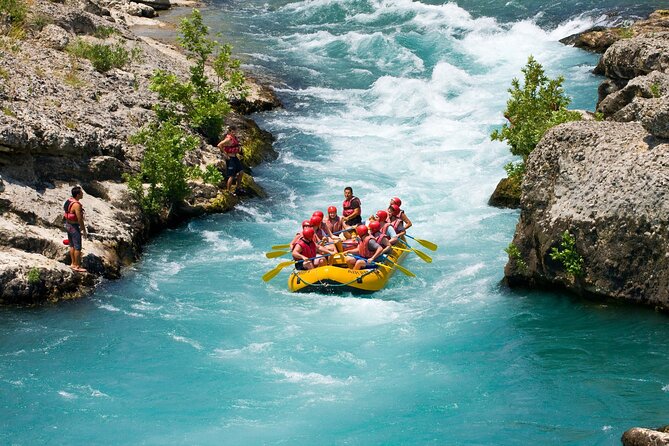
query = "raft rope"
xmin=290 ymin=265 xmax=380 ymax=288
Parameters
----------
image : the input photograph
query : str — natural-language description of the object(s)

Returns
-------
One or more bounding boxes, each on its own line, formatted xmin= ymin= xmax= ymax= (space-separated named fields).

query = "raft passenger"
xmin=342 ymin=186 xmax=362 ymax=227
xmin=292 ymin=227 xmax=330 ymax=270
xmin=388 ymin=197 xmax=412 ymax=232
xmin=345 ymin=225 xmax=385 ymax=270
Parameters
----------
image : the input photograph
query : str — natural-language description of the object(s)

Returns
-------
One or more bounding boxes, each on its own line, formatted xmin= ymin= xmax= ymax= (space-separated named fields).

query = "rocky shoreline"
xmin=0 ymin=0 xmax=280 ymax=304
xmin=500 ymin=11 xmax=669 ymax=446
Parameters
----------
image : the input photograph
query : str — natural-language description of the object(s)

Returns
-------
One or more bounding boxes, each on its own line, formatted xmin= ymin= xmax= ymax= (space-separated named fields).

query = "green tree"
xmin=125 ymin=122 xmax=200 ymax=215
xmin=491 ymin=56 xmax=581 ymax=159
xmin=150 ymin=9 xmax=246 ymax=143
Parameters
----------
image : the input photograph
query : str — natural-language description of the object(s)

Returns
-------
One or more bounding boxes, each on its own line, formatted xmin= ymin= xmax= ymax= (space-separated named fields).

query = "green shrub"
xmin=491 ymin=56 xmax=581 ymax=160
xmin=0 ymin=0 xmax=27 ymax=28
xmin=150 ymin=9 xmax=246 ymax=143
xmin=27 ymin=267 xmax=40 ymax=284
xmin=125 ymin=121 xmax=200 ymax=215
xmin=67 ymin=39 xmax=138 ymax=72
xmin=594 ymin=111 xmax=604 ymax=121
xmin=650 ymin=82 xmax=662 ymax=98
xmin=505 ymin=243 xmax=527 ymax=272
xmin=93 ymin=26 xmax=118 ymax=39
xmin=549 ymin=230 xmax=584 ymax=277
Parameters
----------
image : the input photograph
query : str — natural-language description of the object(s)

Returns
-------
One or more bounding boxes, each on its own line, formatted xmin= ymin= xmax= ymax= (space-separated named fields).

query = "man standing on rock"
xmin=217 ymin=125 xmax=245 ymax=196
xmin=63 ymin=186 xmax=87 ymax=273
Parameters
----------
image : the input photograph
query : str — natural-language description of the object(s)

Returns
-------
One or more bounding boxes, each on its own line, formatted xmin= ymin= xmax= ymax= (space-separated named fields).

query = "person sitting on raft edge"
xmin=292 ymin=227 xmax=331 ymax=270
xmin=342 ymin=186 xmax=362 ymax=227
xmin=217 ymin=125 xmax=244 ymax=196
xmin=345 ymin=225 xmax=385 ymax=270
xmin=388 ymin=197 xmax=412 ymax=232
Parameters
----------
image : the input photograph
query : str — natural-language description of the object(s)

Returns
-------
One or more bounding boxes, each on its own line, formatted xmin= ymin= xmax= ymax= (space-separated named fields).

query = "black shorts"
xmin=295 ymin=260 xmax=307 ymax=270
xmin=226 ymin=156 xmax=243 ymax=177
xmin=347 ymin=215 xmax=362 ymax=226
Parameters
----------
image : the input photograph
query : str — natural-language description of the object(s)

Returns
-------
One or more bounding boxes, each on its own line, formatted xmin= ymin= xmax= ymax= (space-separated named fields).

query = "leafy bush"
xmin=187 ymin=164 xmax=224 ymax=185
xmin=67 ymin=39 xmax=139 ymax=72
xmin=125 ymin=122 xmax=200 ymax=215
xmin=93 ymin=26 xmax=118 ymax=39
xmin=549 ymin=230 xmax=584 ymax=277
xmin=505 ymin=243 xmax=527 ymax=272
xmin=491 ymin=56 xmax=581 ymax=159
xmin=150 ymin=9 xmax=246 ymax=143
xmin=27 ymin=267 xmax=40 ymax=284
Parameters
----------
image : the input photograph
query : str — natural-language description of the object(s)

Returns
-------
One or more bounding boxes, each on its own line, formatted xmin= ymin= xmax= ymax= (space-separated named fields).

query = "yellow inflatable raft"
xmin=287 ymin=243 xmax=408 ymax=293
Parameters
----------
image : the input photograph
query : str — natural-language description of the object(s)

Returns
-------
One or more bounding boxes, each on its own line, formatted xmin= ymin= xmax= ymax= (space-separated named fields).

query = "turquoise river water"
xmin=2 ymin=0 xmax=669 ymax=444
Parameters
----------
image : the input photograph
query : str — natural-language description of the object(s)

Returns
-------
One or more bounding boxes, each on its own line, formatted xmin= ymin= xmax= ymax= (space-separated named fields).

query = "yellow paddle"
xmin=406 ymin=234 xmax=438 ymax=252
xmin=271 ymin=244 xmax=290 ymax=250
xmin=352 ymin=255 xmax=416 ymax=278
xmin=265 ymin=250 xmax=289 ymax=259
xmin=397 ymin=240 xmax=432 ymax=263
xmin=261 ymin=260 xmax=295 ymax=282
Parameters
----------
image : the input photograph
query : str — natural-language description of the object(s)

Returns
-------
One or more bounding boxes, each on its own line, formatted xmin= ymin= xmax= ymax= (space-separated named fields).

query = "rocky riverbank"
xmin=0 ymin=0 xmax=280 ymax=304
xmin=503 ymin=10 xmax=669 ymax=309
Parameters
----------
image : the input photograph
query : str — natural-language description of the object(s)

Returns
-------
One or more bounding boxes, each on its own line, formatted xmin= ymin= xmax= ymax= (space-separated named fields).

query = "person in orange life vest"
xmin=368 ymin=220 xmax=393 ymax=257
xmin=388 ymin=197 xmax=412 ymax=232
xmin=342 ymin=186 xmax=362 ymax=227
xmin=63 ymin=186 xmax=88 ymax=273
xmin=217 ymin=125 xmax=244 ymax=195
xmin=345 ymin=225 xmax=385 ymax=270
xmin=388 ymin=204 xmax=407 ymax=239
xmin=292 ymin=227 xmax=330 ymax=270
xmin=289 ymin=220 xmax=313 ymax=251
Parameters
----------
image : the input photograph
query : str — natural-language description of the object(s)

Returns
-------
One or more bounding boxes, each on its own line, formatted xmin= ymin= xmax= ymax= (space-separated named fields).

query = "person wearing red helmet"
xmin=344 ymin=224 xmax=385 ymax=270
xmin=368 ymin=220 xmax=393 ymax=255
xmin=311 ymin=213 xmax=335 ymax=241
xmin=388 ymin=204 xmax=407 ymax=239
xmin=289 ymin=219 xmax=314 ymax=251
xmin=292 ymin=226 xmax=330 ymax=270
xmin=368 ymin=209 xmax=399 ymax=245
xmin=325 ymin=205 xmax=345 ymax=235
xmin=388 ymin=197 xmax=412 ymax=232
xmin=342 ymin=186 xmax=362 ymax=227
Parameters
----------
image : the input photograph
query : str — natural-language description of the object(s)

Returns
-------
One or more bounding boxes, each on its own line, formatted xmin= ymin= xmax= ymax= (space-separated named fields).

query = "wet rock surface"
xmin=0 ymin=0 xmax=281 ymax=304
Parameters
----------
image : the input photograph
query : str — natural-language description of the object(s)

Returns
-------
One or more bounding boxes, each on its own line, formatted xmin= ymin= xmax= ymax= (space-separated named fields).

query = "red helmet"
xmin=302 ymin=227 xmax=315 ymax=239
xmin=327 ymin=206 xmax=337 ymax=214
xmin=356 ymin=225 xmax=368 ymax=236
xmin=391 ymin=197 xmax=402 ymax=206
xmin=389 ymin=204 xmax=401 ymax=216
xmin=376 ymin=210 xmax=388 ymax=221
xmin=312 ymin=210 xmax=324 ymax=218
xmin=310 ymin=215 xmax=322 ymax=227
xmin=302 ymin=219 xmax=311 ymax=227
xmin=368 ymin=220 xmax=381 ymax=234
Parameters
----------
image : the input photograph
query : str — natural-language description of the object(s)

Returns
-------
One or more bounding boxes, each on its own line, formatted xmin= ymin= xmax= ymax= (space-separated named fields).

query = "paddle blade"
xmin=271 ymin=244 xmax=291 ymax=250
xmin=261 ymin=260 xmax=295 ymax=282
xmin=413 ymin=248 xmax=433 ymax=263
xmin=394 ymin=262 xmax=416 ymax=277
xmin=265 ymin=250 xmax=289 ymax=259
xmin=415 ymin=238 xmax=438 ymax=251
xmin=262 ymin=266 xmax=284 ymax=282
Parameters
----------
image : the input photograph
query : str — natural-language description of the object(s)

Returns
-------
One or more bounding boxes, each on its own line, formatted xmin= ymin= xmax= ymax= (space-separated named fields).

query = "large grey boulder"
xmin=505 ymin=120 xmax=669 ymax=310
xmin=622 ymin=427 xmax=669 ymax=446
xmin=39 ymin=24 xmax=70 ymax=50
xmin=130 ymin=0 xmax=169 ymax=11
xmin=597 ymin=71 xmax=669 ymax=120
xmin=595 ymin=32 xmax=669 ymax=80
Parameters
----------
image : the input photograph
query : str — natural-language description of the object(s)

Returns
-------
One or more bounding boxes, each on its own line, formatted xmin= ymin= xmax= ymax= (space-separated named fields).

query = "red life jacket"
xmin=63 ymin=198 xmax=81 ymax=223
xmin=342 ymin=196 xmax=360 ymax=217
xmin=224 ymin=133 xmax=241 ymax=155
xmin=358 ymin=235 xmax=374 ymax=258
xmin=295 ymin=237 xmax=317 ymax=259
xmin=372 ymin=231 xmax=389 ymax=246
xmin=391 ymin=218 xmax=404 ymax=233
xmin=325 ymin=216 xmax=343 ymax=233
